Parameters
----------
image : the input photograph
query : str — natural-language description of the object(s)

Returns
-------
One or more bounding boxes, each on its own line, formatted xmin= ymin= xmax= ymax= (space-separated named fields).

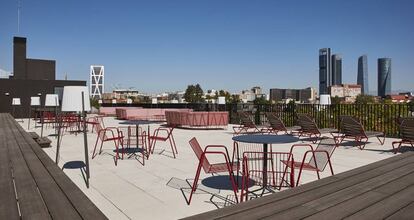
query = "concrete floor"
xmin=21 ymin=116 xmax=399 ymax=219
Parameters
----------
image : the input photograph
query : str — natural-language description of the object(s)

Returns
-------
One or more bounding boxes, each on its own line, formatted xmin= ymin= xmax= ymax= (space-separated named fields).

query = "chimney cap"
xmin=13 ymin=36 xmax=26 ymax=43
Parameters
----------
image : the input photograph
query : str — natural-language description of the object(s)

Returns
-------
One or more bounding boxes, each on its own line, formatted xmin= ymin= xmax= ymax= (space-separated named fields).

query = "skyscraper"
xmin=331 ymin=54 xmax=342 ymax=85
xmin=90 ymin=65 xmax=104 ymax=99
xmin=378 ymin=58 xmax=391 ymax=97
xmin=319 ymin=48 xmax=331 ymax=94
xmin=357 ymin=55 xmax=369 ymax=94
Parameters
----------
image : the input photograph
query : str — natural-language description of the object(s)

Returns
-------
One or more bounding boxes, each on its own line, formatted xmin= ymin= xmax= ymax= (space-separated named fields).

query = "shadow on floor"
xmin=166 ymin=175 xmax=255 ymax=208
xmin=62 ymin=160 xmax=89 ymax=187
xmin=118 ymin=120 xmax=162 ymax=125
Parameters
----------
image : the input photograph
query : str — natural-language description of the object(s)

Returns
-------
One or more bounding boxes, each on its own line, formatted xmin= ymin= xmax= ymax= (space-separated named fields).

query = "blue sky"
xmin=0 ymin=0 xmax=413 ymax=93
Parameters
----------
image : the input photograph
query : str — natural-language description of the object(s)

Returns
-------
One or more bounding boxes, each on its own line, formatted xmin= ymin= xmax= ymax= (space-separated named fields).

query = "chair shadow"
xmin=166 ymin=176 xmax=250 ymax=207
xmin=151 ymin=148 xmax=176 ymax=159
xmin=173 ymin=126 xmax=226 ymax=131
xmin=338 ymin=140 xmax=368 ymax=148
xmin=62 ymin=160 xmax=89 ymax=187
xmin=364 ymin=146 xmax=414 ymax=154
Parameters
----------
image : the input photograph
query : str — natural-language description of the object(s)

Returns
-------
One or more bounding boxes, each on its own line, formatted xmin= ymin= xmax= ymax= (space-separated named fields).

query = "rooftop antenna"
xmin=17 ymin=0 xmax=21 ymax=34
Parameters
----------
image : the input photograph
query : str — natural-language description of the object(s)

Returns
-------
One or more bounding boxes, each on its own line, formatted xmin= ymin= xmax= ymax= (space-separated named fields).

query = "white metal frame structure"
xmin=90 ymin=65 xmax=104 ymax=99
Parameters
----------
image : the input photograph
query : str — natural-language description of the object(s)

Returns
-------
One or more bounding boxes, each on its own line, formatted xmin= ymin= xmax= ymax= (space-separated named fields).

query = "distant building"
xmin=269 ymin=87 xmax=316 ymax=103
xmin=239 ymin=90 xmax=256 ymax=103
xmin=378 ymin=58 xmax=391 ymax=97
xmin=90 ymin=65 xmax=104 ymax=99
xmin=357 ymin=55 xmax=369 ymax=94
xmin=329 ymin=84 xmax=362 ymax=103
xmin=238 ymin=86 xmax=266 ymax=103
xmin=319 ymin=48 xmax=332 ymax=95
xmin=386 ymin=95 xmax=411 ymax=103
xmin=251 ymin=86 xmax=262 ymax=95
xmin=0 ymin=37 xmax=85 ymax=118
xmin=113 ymin=89 xmax=140 ymax=99
xmin=331 ymin=54 xmax=342 ymax=85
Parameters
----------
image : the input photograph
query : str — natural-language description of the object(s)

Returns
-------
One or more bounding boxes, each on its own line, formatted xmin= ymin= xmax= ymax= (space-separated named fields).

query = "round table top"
xmin=232 ymin=134 xmax=299 ymax=144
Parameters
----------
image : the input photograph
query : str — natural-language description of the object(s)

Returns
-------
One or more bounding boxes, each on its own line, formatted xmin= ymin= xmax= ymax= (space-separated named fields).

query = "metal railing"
xmin=101 ymin=103 xmax=413 ymax=137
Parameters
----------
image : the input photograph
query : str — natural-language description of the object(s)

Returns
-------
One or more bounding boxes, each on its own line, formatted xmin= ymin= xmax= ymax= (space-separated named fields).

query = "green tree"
xmin=230 ymin=94 xmax=241 ymax=103
xmin=183 ymin=84 xmax=205 ymax=103
xmin=331 ymin=96 xmax=341 ymax=105
xmin=217 ymin=90 xmax=232 ymax=103
xmin=355 ymin=94 xmax=375 ymax=105
xmin=253 ymin=96 xmax=270 ymax=105
xmin=90 ymin=97 xmax=100 ymax=109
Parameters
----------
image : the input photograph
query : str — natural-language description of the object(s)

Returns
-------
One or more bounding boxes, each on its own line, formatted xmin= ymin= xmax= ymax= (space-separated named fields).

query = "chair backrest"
xmin=96 ymin=116 xmax=105 ymax=128
xmin=165 ymin=127 xmax=174 ymax=138
xmin=242 ymin=151 xmax=293 ymax=188
xmin=118 ymin=126 xmax=129 ymax=138
xmin=94 ymin=118 xmax=107 ymax=140
xmin=297 ymin=113 xmax=319 ymax=133
xmin=340 ymin=115 xmax=365 ymax=137
xmin=308 ymin=137 xmax=337 ymax=171
xmin=232 ymin=141 xmax=265 ymax=164
xmin=238 ymin=112 xmax=256 ymax=128
xmin=400 ymin=118 xmax=414 ymax=141
xmin=265 ymin=112 xmax=286 ymax=131
xmin=189 ymin=137 xmax=211 ymax=173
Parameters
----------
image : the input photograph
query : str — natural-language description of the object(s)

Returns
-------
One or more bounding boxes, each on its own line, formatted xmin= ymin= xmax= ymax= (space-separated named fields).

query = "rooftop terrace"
xmin=18 ymin=115 xmax=404 ymax=219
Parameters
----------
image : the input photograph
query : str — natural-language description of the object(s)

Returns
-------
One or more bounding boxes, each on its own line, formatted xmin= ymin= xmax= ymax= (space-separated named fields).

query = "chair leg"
xmin=377 ymin=135 xmax=385 ymax=145
xmin=360 ymin=137 xmax=368 ymax=150
xmin=113 ymin=138 xmax=119 ymax=166
xmin=296 ymin=167 xmax=304 ymax=187
xmin=392 ymin=141 xmax=402 ymax=154
xmin=188 ymin=159 xmax=203 ymax=205
xmin=168 ymin=137 xmax=176 ymax=158
xmin=171 ymin=134 xmax=178 ymax=154
xmin=99 ymin=139 xmax=104 ymax=155
xmin=327 ymin=159 xmax=334 ymax=176
xmin=226 ymin=169 xmax=239 ymax=204
xmin=151 ymin=138 xmax=157 ymax=154
xmin=92 ymin=137 xmax=100 ymax=159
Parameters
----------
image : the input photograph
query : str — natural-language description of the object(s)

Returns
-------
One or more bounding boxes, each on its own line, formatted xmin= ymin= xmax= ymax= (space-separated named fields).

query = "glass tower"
xmin=357 ymin=55 xmax=369 ymax=94
xmin=319 ymin=48 xmax=331 ymax=95
xmin=331 ymin=54 xmax=342 ymax=85
xmin=377 ymin=58 xmax=391 ymax=97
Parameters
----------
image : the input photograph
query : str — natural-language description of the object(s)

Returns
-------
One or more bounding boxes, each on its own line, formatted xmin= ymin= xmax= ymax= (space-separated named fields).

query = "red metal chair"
xmin=232 ymin=141 xmax=272 ymax=175
xmin=92 ymin=122 xmax=125 ymax=165
xmin=187 ymin=137 xmax=239 ymax=205
xmin=264 ymin=112 xmax=301 ymax=135
xmin=338 ymin=115 xmax=385 ymax=150
xmin=85 ymin=116 xmax=99 ymax=133
xmin=392 ymin=117 xmax=414 ymax=153
xmin=297 ymin=113 xmax=338 ymax=143
xmin=148 ymin=126 xmax=178 ymax=158
xmin=232 ymin=112 xmax=263 ymax=135
xmin=240 ymin=151 xmax=294 ymax=202
xmin=283 ymin=137 xmax=336 ymax=186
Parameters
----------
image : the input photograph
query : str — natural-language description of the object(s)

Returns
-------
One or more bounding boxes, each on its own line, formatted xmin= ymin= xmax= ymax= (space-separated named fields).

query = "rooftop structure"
xmin=0 ymin=37 xmax=86 ymax=118
xmin=90 ymin=65 xmax=105 ymax=99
